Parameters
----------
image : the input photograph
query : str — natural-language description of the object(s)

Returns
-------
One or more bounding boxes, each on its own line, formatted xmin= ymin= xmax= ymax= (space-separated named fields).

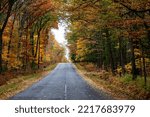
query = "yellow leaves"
xmin=8 ymin=59 xmax=22 ymax=69
xmin=134 ymin=49 xmax=141 ymax=57
xmin=2 ymin=47 xmax=8 ymax=61
xmin=34 ymin=35 xmax=38 ymax=39
xmin=125 ymin=63 xmax=132 ymax=73
xmin=51 ymin=0 xmax=62 ymax=9
xmin=76 ymin=38 xmax=93 ymax=61
xmin=145 ymin=58 xmax=150 ymax=63
xmin=125 ymin=58 xmax=150 ymax=74
xmin=72 ymin=22 xmax=82 ymax=30
xmin=116 ymin=66 xmax=122 ymax=74
xmin=2 ymin=52 xmax=23 ymax=70
xmin=3 ymin=25 xmax=10 ymax=42
xmin=135 ymin=58 xmax=142 ymax=69
xmin=0 ymin=0 xmax=64 ymax=72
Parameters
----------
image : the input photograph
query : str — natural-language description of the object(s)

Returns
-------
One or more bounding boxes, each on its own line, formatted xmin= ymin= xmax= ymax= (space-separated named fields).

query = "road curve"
xmin=10 ymin=63 xmax=112 ymax=100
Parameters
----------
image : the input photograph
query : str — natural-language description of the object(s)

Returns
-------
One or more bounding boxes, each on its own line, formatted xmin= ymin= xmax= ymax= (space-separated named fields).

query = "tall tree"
xmin=0 ymin=0 xmax=17 ymax=72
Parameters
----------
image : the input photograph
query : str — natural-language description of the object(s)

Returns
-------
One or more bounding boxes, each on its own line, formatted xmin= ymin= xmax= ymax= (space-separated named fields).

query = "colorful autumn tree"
xmin=65 ymin=0 xmax=150 ymax=86
xmin=0 ymin=0 xmax=65 ymax=72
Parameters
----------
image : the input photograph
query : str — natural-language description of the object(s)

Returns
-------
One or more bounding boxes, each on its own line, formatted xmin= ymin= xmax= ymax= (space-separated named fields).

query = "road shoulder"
xmin=72 ymin=63 xmax=115 ymax=99
xmin=0 ymin=64 xmax=57 ymax=100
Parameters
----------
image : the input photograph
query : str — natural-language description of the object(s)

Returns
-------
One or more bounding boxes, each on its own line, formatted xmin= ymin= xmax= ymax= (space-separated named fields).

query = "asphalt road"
xmin=10 ymin=63 xmax=112 ymax=100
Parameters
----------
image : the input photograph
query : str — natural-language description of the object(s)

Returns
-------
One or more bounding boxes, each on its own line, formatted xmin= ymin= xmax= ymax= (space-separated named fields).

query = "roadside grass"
xmin=75 ymin=63 xmax=150 ymax=100
xmin=0 ymin=64 xmax=57 ymax=100
xmin=120 ymin=74 xmax=150 ymax=91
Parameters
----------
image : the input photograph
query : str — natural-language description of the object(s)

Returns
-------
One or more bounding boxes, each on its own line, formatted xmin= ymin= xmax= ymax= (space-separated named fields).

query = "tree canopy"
xmin=65 ymin=0 xmax=150 ymax=86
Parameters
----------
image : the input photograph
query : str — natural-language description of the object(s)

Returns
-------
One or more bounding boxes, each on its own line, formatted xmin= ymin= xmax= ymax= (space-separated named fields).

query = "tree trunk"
xmin=0 ymin=3 xmax=13 ymax=73
xmin=144 ymin=22 xmax=150 ymax=47
xmin=25 ymin=29 xmax=28 ymax=70
xmin=34 ymin=32 xmax=40 ymax=59
xmin=119 ymin=37 xmax=126 ymax=75
xmin=30 ymin=31 xmax=35 ymax=69
xmin=6 ymin=15 xmax=16 ymax=69
xmin=140 ymin=39 xmax=147 ymax=87
xmin=30 ymin=31 xmax=35 ymax=57
xmin=37 ymin=32 xmax=41 ymax=69
xmin=17 ymin=28 xmax=22 ymax=60
xmin=17 ymin=15 xmax=23 ymax=60
xmin=130 ymin=38 xmax=137 ymax=80
xmin=106 ymin=30 xmax=115 ymax=75
xmin=0 ymin=30 xmax=2 ymax=73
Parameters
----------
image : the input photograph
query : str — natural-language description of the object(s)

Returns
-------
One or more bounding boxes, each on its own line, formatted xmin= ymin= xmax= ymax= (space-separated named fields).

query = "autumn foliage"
xmin=0 ymin=0 xmax=65 ymax=85
xmin=65 ymin=0 xmax=150 ymax=87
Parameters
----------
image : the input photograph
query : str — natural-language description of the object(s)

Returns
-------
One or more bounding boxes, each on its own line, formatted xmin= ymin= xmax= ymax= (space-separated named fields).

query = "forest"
xmin=0 ymin=0 xmax=150 ymax=99
xmin=0 ymin=0 xmax=66 ymax=85
xmin=65 ymin=0 xmax=150 ymax=98
xmin=66 ymin=0 xmax=150 ymax=84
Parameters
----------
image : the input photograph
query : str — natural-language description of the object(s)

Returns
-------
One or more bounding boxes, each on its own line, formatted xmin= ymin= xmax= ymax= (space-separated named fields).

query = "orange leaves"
xmin=51 ymin=21 xmax=59 ymax=29
xmin=28 ymin=0 xmax=53 ymax=13
xmin=0 ymin=0 xmax=63 ymax=72
xmin=24 ymin=0 xmax=59 ymax=28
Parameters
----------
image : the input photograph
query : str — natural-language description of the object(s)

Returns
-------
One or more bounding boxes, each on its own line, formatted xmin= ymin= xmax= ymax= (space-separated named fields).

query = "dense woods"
xmin=65 ymin=0 xmax=150 ymax=87
xmin=0 ymin=0 xmax=150 ymax=99
xmin=0 ymin=0 xmax=65 ymax=84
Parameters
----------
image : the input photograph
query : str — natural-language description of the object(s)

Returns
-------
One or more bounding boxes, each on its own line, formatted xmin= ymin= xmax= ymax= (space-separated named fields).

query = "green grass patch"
xmin=120 ymin=74 xmax=150 ymax=90
xmin=21 ymin=74 xmax=40 ymax=80
xmin=43 ymin=64 xmax=57 ymax=71
xmin=0 ymin=83 xmax=17 ymax=95
xmin=120 ymin=74 xmax=133 ymax=83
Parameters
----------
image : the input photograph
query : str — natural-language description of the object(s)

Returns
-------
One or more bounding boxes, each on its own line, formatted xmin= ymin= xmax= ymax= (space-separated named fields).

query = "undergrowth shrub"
xmin=99 ymin=70 xmax=110 ymax=80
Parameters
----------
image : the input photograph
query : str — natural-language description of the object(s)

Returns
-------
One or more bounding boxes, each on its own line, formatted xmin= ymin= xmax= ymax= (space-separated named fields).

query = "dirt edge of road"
xmin=72 ymin=63 xmax=120 ymax=100
xmin=0 ymin=64 xmax=57 ymax=100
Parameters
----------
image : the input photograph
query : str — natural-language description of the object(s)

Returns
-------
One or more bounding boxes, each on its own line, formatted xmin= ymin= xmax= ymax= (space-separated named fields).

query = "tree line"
xmin=65 ymin=0 xmax=150 ymax=86
xmin=0 ymin=0 xmax=65 ymax=73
